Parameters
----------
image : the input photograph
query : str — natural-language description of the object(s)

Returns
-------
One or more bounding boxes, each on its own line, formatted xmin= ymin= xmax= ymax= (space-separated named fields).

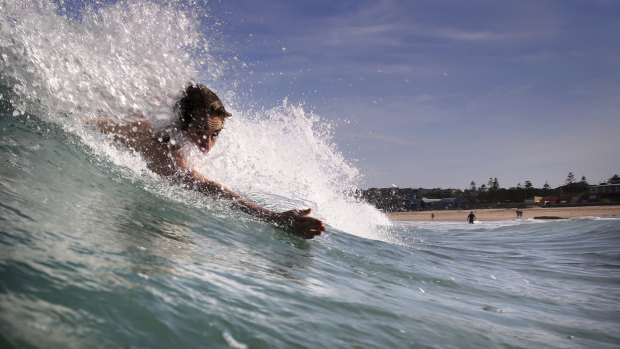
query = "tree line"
xmin=361 ymin=173 xmax=619 ymax=212
xmin=460 ymin=172 xmax=619 ymax=205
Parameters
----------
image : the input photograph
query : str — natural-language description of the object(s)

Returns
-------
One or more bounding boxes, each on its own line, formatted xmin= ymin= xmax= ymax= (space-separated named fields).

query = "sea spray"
xmin=0 ymin=0 xmax=391 ymax=240
xmin=192 ymin=100 xmax=391 ymax=238
xmin=0 ymin=0 xmax=210 ymax=122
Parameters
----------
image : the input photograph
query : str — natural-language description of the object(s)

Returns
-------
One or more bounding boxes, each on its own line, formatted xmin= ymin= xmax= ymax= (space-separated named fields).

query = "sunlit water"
xmin=2 ymin=1 xmax=620 ymax=348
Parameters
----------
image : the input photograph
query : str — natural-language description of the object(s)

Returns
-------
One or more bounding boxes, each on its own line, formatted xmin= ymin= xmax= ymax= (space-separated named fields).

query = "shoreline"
xmin=386 ymin=205 xmax=620 ymax=222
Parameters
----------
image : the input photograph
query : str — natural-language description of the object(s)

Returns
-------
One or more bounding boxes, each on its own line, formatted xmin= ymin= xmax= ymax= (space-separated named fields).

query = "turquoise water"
xmin=2 ymin=1 xmax=620 ymax=348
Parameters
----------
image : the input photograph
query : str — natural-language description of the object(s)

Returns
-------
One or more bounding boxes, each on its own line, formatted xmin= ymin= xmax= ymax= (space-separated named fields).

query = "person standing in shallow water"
xmin=467 ymin=211 xmax=476 ymax=224
xmin=87 ymin=83 xmax=325 ymax=239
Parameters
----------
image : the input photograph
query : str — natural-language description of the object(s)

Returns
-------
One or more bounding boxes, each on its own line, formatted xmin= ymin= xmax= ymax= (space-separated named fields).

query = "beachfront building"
xmin=589 ymin=183 xmax=620 ymax=202
xmin=421 ymin=197 xmax=468 ymax=210
xmin=534 ymin=196 xmax=560 ymax=206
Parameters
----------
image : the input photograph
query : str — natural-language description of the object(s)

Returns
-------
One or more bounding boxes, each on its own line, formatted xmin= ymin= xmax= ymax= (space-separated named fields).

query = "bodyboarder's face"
xmin=186 ymin=125 xmax=222 ymax=153
xmin=183 ymin=111 xmax=225 ymax=153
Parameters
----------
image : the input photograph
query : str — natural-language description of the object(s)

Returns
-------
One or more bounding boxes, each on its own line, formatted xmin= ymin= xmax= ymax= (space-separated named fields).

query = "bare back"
xmin=96 ymin=120 xmax=186 ymax=178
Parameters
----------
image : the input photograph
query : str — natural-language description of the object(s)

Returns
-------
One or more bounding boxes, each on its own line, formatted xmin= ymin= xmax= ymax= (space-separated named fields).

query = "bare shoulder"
xmin=83 ymin=116 xmax=152 ymax=134
xmin=92 ymin=118 xmax=156 ymax=150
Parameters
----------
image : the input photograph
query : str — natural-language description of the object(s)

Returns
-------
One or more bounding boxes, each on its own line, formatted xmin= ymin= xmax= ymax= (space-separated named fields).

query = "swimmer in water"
xmin=87 ymin=82 xmax=325 ymax=239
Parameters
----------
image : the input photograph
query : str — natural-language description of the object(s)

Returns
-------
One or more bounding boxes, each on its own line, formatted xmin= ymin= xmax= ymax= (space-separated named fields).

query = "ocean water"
xmin=2 ymin=1 xmax=620 ymax=348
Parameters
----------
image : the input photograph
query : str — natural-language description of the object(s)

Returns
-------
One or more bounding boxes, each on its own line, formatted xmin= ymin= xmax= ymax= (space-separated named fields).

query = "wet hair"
xmin=175 ymin=83 xmax=231 ymax=130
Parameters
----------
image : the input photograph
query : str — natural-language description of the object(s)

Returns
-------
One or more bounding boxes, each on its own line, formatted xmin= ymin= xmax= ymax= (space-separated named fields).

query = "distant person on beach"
xmin=516 ymin=209 xmax=523 ymax=218
xmin=85 ymin=83 xmax=325 ymax=239
xmin=467 ymin=211 xmax=476 ymax=224
xmin=431 ymin=213 xmax=435 ymax=220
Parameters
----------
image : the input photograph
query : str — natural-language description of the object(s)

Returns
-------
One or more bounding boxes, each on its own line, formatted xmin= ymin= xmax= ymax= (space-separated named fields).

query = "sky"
xmin=205 ymin=0 xmax=620 ymax=190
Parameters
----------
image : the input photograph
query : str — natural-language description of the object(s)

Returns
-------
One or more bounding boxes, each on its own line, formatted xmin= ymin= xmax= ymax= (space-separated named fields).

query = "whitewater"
xmin=2 ymin=1 xmax=619 ymax=348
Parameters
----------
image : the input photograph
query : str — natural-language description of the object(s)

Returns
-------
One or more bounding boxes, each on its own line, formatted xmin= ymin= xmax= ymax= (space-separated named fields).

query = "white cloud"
xmin=353 ymin=131 xmax=419 ymax=147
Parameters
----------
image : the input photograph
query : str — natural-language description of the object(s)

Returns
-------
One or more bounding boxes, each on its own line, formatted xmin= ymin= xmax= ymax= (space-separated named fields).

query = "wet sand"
xmin=387 ymin=205 xmax=620 ymax=222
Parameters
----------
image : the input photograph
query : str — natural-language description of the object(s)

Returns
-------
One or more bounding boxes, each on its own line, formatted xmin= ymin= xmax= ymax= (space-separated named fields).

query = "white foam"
xmin=192 ymin=101 xmax=391 ymax=238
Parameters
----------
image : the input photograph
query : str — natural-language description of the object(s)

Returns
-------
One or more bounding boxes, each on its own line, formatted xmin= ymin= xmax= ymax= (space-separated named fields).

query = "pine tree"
xmin=565 ymin=172 xmax=576 ymax=185
xmin=491 ymin=178 xmax=500 ymax=191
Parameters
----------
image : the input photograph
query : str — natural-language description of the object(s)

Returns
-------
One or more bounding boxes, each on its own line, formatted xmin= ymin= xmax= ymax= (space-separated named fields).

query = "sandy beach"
xmin=387 ymin=205 xmax=620 ymax=222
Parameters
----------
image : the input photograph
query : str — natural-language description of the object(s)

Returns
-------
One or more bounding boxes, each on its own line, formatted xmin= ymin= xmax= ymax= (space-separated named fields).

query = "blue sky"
xmin=209 ymin=0 xmax=620 ymax=189
xmin=65 ymin=0 xmax=620 ymax=189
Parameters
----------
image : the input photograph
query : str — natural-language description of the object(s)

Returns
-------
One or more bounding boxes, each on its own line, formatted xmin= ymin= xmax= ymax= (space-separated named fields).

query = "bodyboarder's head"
xmin=175 ymin=83 xmax=231 ymax=153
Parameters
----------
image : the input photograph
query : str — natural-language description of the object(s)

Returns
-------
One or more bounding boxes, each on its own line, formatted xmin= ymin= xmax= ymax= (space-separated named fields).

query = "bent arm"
xmin=184 ymin=169 xmax=275 ymax=217
xmin=180 ymin=169 xmax=325 ymax=239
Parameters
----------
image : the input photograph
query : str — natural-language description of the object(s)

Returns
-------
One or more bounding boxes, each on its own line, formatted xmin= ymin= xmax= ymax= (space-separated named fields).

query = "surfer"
xmin=86 ymin=83 xmax=325 ymax=239
xmin=467 ymin=211 xmax=476 ymax=224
